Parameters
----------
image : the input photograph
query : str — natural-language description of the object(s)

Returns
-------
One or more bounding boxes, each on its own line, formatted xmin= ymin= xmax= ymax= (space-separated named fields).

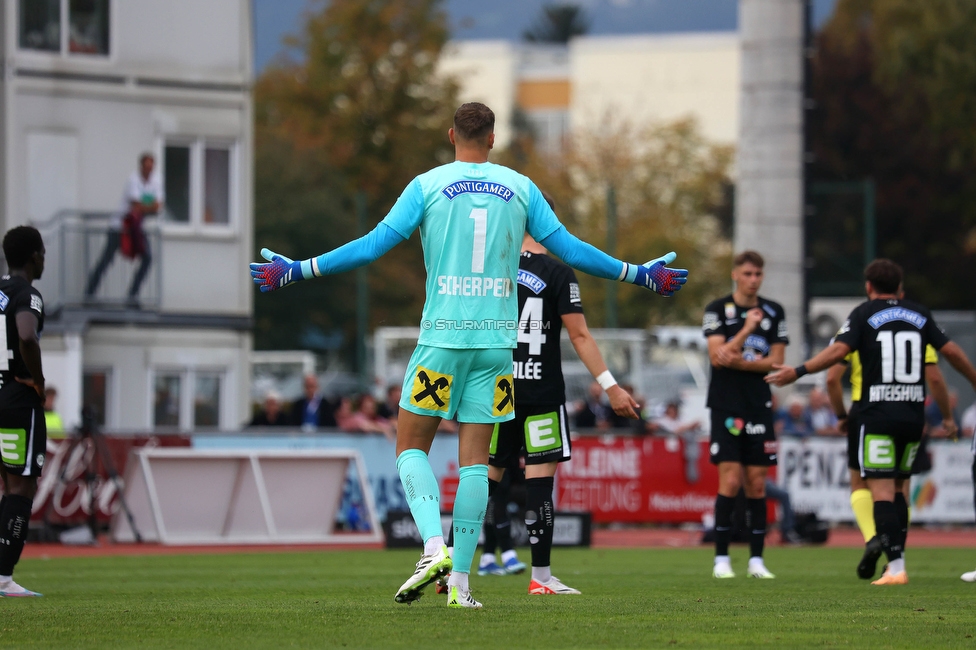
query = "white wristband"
xmin=596 ymin=370 xmax=617 ymax=391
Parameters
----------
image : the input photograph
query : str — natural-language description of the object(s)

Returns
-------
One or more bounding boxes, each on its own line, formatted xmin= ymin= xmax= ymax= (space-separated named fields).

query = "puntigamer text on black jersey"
xmin=834 ymin=298 xmax=949 ymax=424
xmin=513 ymin=251 xmax=584 ymax=405
xmin=703 ymin=294 xmax=788 ymax=413
xmin=0 ymin=275 xmax=45 ymax=409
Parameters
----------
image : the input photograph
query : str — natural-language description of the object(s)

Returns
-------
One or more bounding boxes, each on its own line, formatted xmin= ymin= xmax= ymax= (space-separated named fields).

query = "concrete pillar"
xmin=735 ymin=0 xmax=805 ymax=364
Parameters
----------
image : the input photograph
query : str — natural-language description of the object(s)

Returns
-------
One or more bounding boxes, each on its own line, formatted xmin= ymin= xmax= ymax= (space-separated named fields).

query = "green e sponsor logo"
xmin=525 ymin=412 xmax=560 ymax=453
xmin=864 ymin=434 xmax=895 ymax=469
xmin=900 ymin=441 xmax=920 ymax=473
xmin=0 ymin=428 xmax=26 ymax=466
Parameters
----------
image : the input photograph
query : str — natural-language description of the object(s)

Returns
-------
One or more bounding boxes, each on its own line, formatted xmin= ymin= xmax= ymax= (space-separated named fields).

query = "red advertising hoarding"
xmin=30 ymin=435 xmax=191 ymax=526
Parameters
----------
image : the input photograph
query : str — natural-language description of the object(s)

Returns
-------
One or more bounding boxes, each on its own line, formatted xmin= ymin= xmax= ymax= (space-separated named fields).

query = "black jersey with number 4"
xmin=703 ymin=294 xmax=789 ymax=412
xmin=834 ymin=298 xmax=948 ymax=425
xmin=513 ymin=251 xmax=584 ymax=405
xmin=0 ymin=275 xmax=44 ymax=409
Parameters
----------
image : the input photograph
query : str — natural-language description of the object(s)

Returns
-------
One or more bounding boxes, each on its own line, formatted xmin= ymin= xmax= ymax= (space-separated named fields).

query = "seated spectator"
xmin=337 ymin=394 xmax=396 ymax=441
xmin=807 ymin=388 xmax=839 ymax=436
xmin=376 ymin=384 xmax=401 ymax=420
xmin=250 ymin=390 xmax=290 ymax=427
xmin=780 ymin=396 xmax=813 ymax=438
xmin=291 ymin=374 xmax=337 ymax=430
xmin=652 ymin=399 xmax=702 ymax=437
xmin=573 ymin=381 xmax=612 ymax=430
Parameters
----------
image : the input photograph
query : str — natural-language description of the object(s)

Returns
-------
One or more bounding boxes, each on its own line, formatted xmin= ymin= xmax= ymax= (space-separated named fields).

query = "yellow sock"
xmin=851 ymin=489 xmax=876 ymax=542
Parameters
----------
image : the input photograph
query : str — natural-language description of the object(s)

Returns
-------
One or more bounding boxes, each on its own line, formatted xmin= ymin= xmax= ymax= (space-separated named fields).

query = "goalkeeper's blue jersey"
xmin=383 ymin=160 xmax=562 ymax=349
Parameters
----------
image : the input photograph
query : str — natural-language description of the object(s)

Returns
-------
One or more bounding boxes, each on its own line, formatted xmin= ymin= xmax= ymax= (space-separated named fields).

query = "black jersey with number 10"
xmin=833 ymin=298 xmax=948 ymax=425
xmin=513 ymin=251 xmax=584 ymax=405
xmin=0 ymin=275 xmax=45 ymax=409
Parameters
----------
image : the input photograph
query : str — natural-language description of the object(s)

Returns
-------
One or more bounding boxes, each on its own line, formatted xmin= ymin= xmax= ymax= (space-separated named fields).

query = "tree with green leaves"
xmin=809 ymin=0 xmax=976 ymax=307
xmin=523 ymin=4 xmax=590 ymax=43
xmin=254 ymin=0 xmax=459 ymax=358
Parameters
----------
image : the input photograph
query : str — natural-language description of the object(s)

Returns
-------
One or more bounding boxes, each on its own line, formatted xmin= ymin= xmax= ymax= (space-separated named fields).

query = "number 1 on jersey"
xmin=469 ymin=208 xmax=487 ymax=274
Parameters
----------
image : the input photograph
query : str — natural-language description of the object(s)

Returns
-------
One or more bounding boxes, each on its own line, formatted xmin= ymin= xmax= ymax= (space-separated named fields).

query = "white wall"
xmin=438 ymin=40 xmax=517 ymax=149
xmin=570 ymin=33 xmax=740 ymax=145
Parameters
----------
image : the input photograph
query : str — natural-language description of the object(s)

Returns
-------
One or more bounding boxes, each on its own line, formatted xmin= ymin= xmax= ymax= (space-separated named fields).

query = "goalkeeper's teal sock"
xmin=451 ymin=464 xmax=489 ymax=575
xmin=396 ymin=449 xmax=443 ymax=546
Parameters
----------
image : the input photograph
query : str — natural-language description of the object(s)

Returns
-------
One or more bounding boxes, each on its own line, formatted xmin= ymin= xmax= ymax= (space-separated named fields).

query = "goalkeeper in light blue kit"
xmin=251 ymin=103 xmax=687 ymax=609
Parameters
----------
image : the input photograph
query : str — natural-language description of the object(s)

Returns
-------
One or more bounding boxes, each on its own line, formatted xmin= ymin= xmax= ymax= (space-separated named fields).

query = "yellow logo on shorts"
xmin=410 ymin=366 xmax=452 ymax=412
xmin=494 ymin=374 xmax=515 ymax=416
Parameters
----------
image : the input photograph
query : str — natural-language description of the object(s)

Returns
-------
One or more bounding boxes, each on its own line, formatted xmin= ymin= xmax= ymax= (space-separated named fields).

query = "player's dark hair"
xmin=3 ymin=226 xmax=44 ymax=269
xmin=453 ymin=102 xmax=495 ymax=142
xmin=864 ymin=258 xmax=902 ymax=294
xmin=733 ymin=250 xmax=764 ymax=268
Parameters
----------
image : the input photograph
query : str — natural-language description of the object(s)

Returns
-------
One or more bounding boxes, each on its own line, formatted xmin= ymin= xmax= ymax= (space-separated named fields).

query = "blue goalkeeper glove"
xmin=631 ymin=251 xmax=688 ymax=297
xmin=250 ymin=248 xmax=306 ymax=292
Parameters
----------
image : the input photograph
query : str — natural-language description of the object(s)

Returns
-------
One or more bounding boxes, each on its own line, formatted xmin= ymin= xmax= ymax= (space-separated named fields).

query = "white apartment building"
xmin=438 ymin=32 xmax=740 ymax=152
xmin=2 ymin=0 xmax=253 ymax=432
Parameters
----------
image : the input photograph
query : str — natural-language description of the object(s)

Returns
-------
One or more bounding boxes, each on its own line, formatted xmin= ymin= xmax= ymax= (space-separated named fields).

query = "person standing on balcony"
xmin=85 ymin=152 xmax=164 ymax=305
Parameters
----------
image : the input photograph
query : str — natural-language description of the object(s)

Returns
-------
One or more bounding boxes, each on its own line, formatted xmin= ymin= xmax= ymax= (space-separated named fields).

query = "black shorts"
xmin=709 ymin=409 xmax=777 ymax=466
xmin=911 ymin=433 xmax=932 ymax=474
xmin=0 ymin=405 xmax=47 ymax=477
xmin=489 ymin=404 xmax=571 ymax=467
xmin=846 ymin=411 xmax=861 ymax=470
xmin=854 ymin=418 xmax=923 ymax=480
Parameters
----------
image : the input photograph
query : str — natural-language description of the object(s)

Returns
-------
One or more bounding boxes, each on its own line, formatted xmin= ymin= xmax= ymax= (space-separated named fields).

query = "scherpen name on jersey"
xmin=869 ymin=384 xmax=925 ymax=403
xmin=437 ymin=275 xmax=512 ymax=298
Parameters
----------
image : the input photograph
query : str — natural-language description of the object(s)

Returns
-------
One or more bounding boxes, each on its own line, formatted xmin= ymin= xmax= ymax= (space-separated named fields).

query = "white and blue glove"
xmin=250 ymin=248 xmax=309 ymax=292
xmin=630 ymin=251 xmax=688 ymax=297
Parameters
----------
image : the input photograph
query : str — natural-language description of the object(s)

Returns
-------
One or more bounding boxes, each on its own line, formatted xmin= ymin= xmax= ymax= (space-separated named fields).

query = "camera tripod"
xmin=50 ymin=408 xmax=142 ymax=543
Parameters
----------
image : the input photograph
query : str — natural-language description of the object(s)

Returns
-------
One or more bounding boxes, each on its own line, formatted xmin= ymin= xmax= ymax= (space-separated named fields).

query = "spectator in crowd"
xmin=573 ymin=381 xmax=612 ymax=430
xmin=376 ymin=384 xmax=401 ymax=420
xmin=771 ymin=392 xmax=787 ymax=435
xmin=44 ymin=386 xmax=65 ymax=440
xmin=86 ymin=152 xmax=162 ymax=305
xmin=250 ymin=390 xmax=290 ymax=427
xmin=652 ymin=398 xmax=702 ymax=483
xmin=291 ymin=374 xmax=337 ymax=430
xmin=779 ymin=397 xmax=814 ymax=438
xmin=336 ymin=394 xmax=396 ymax=441
xmin=807 ymin=388 xmax=840 ymax=436
xmin=765 ymin=477 xmax=802 ymax=544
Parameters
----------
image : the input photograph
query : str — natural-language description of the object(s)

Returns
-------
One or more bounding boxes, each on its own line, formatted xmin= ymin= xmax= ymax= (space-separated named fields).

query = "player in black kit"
xmin=0 ymin=226 xmax=47 ymax=597
xmin=703 ymin=251 xmax=787 ymax=579
xmin=487 ymin=229 xmax=640 ymax=595
xmin=768 ymin=259 xmax=976 ymax=585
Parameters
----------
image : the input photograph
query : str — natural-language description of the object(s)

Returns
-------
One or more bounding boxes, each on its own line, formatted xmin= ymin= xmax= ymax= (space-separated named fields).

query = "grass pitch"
xmin=3 ymin=545 xmax=976 ymax=648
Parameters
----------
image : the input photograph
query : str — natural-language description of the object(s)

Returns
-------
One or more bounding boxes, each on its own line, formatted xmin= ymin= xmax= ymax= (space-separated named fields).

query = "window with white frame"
xmin=163 ymin=140 xmax=235 ymax=228
xmin=153 ymin=369 xmax=224 ymax=430
xmin=19 ymin=0 xmax=110 ymax=56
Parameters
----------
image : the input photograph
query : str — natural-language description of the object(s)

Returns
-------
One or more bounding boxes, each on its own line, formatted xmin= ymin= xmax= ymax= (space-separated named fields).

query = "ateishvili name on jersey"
xmin=868 ymin=384 xmax=925 ymax=403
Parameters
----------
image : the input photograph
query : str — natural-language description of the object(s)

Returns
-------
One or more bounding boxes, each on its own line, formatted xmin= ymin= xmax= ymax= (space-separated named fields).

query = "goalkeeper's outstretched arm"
xmin=250 ymin=223 xmax=406 ymax=292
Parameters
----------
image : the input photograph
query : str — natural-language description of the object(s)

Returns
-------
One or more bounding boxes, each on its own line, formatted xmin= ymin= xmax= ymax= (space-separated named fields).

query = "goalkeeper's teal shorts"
xmin=398 ymin=345 xmax=516 ymax=424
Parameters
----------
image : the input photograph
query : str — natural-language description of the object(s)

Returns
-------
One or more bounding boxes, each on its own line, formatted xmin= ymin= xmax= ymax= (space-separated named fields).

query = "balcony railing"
xmin=35 ymin=210 xmax=162 ymax=312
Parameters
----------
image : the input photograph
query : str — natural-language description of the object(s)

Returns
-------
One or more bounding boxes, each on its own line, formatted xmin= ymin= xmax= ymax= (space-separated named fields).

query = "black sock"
xmin=894 ymin=492 xmax=909 ymax=555
xmin=481 ymin=479 xmax=500 ymax=555
xmin=714 ymin=494 xmax=734 ymax=557
xmin=747 ymin=497 xmax=767 ymax=558
xmin=493 ymin=483 xmax=513 ymax=553
xmin=0 ymin=495 xmax=32 ymax=576
xmin=525 ymin=477 xmax=555 ymax=568
xmin=874 ymin=500 xmax=902 ymax=561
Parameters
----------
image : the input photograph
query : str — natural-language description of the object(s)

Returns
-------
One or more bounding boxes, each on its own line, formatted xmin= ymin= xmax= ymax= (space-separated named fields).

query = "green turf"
xmin=2 ymin=546 xmax=975 ymax=648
